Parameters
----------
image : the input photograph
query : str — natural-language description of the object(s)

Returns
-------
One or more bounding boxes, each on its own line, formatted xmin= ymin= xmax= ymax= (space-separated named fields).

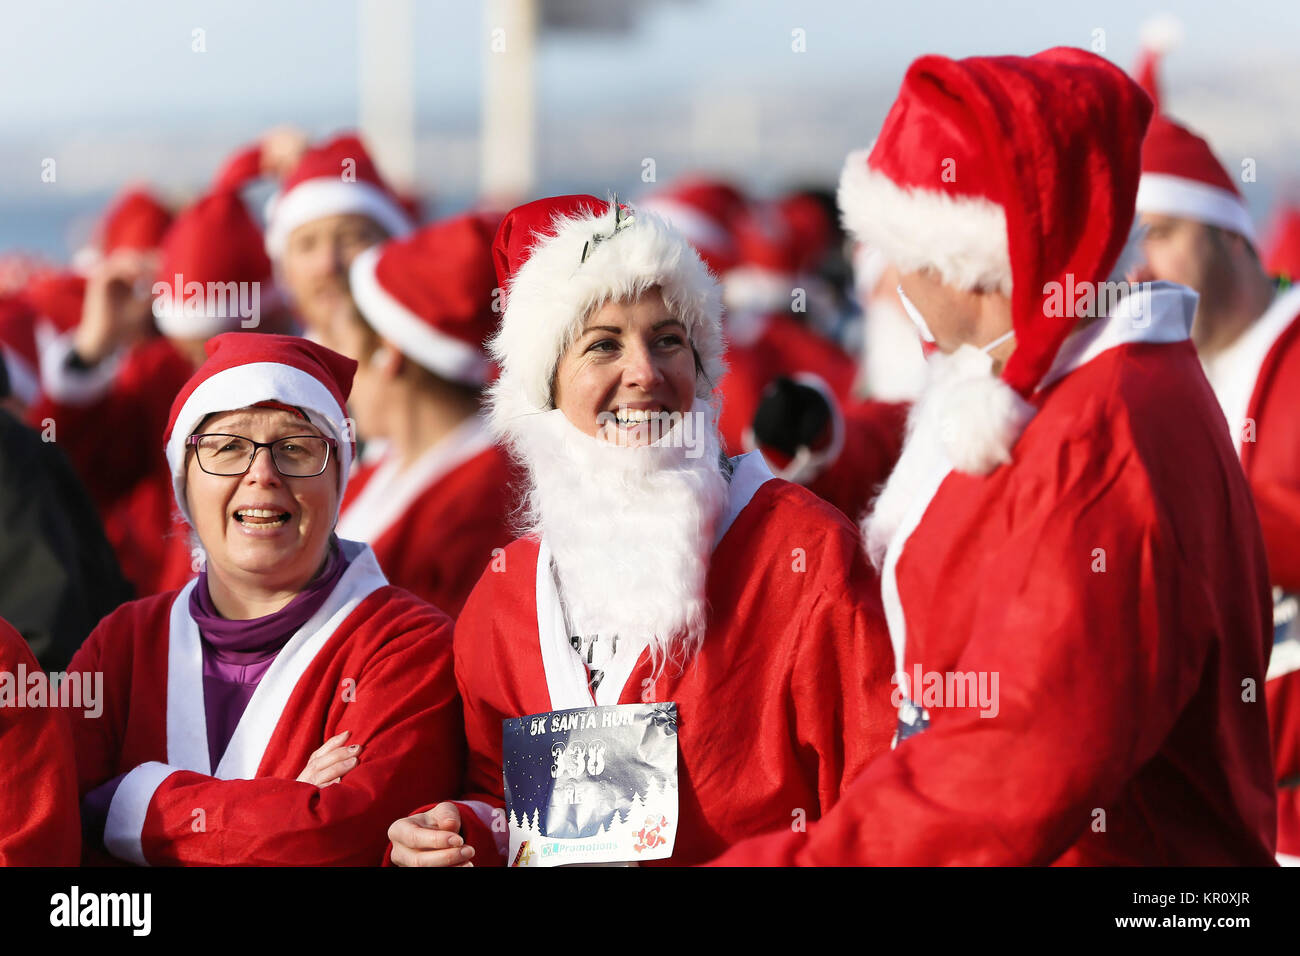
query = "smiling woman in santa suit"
xmin=385 ymin=195 xmax=896 ymax=867
xmin=64 ymin=332 xmax=465 ymax=866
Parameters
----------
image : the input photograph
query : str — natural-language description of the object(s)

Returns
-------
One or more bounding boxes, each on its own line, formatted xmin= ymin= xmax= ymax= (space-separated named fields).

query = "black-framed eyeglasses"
xmin=187 ymin=433 xmax=337 ymax=478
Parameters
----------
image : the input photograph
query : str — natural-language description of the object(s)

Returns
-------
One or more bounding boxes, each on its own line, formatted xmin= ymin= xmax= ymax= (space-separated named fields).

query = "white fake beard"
xmin=513 ymin=401 xmax=729 ymax=674
xmin=856 ymin=298 xmax=929 ymax=403
xmin=862 ymin=344 xmax=1034 ymax=568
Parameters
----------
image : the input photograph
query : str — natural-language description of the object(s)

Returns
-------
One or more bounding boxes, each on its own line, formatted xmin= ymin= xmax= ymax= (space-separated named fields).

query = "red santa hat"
xmin=1262 ymin=203 xmax=1300 ymax=281
xmin=165 ymin=333 xmax=357 ymax=526
xmin=838 ymin=47 xmax=1151 ymax=401
xmin=1136 ymin=115 xmax=1255 ymax=243
xmin=487 ymin=194 xmax=724 ymax=446
xmin=99 ymin=187 xmax=174 ymax=255
xmin=722 ymin=202 xmax=804 ymax=316
xmin=20 ymin=272 xmax=85 ymax=334
xmin=152 ymin=189 xmax=280 ymax=340
xmin=1131 ymin=14 xmax=1183 ymax=112
xmin=347 ymin=213 xmax=500 ymax=385
xmin=636 ymin=177 xmax=747 ymax=277
xmin=263 ymin=134 xmax=414 ymax=258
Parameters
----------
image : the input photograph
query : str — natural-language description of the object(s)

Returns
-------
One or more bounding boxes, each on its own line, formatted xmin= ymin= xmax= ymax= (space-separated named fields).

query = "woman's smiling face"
xmin=186 ymin=406 xmax=340 ymax=591
xmin=551 ymin=287 xmax=698 ymax=445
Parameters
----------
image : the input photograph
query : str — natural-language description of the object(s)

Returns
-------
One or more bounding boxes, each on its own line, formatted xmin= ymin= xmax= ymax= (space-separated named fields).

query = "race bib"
xmin=503 ymin=702 xmax=678 ymax=867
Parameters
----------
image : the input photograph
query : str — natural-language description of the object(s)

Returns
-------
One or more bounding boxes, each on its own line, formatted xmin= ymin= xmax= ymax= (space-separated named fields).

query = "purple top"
xmin=80 ymin=541 xmax=352 ymax=850
xmin=190 ymin=540 xmax=349 ymax=770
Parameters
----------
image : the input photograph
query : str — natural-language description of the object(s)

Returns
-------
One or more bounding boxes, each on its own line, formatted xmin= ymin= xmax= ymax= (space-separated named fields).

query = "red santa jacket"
xmin=0 ymin=618 xmax=80 ymax=865
xmin=396 ymin=453 xmax=896 ymax=866
xmin=66 ymin=541 xmax=466 ymax=866
xmin=718 ymin=312 xmax=857 ymax=454
xmin=337 ymin=417 xmax=519 ymax=618
xmin=1202 ymin=282 xmax=1300 ymax=860
xmin=712 ymin=285 xmax=1278 ymax=865
xmin=30 ymin=334 xmax=195 ymax=595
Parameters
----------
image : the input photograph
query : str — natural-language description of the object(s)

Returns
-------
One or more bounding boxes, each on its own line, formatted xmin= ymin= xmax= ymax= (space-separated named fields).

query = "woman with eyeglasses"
xmin=64 ymin=332 xmax=465 ymax=866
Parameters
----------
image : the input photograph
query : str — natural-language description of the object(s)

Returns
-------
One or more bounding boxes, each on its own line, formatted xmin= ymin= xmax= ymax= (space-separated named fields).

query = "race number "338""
xmin=551 ymin=740 xmax=607 ymax=778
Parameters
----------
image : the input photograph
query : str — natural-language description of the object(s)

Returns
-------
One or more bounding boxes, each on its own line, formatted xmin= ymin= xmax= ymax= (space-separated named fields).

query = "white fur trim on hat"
xmin=722 ymin=266 xmax=795 ymax=318
xmin=165 ymin=361 xmax=354 ymax=526
xmin=487 ymin=204 xmax=725 ymax=451
xmin=838 ymin=149 xmax=1012 ymax=295
xmin=348 ymin=245 xmax=492 ymax=385
xmin=1135 ymin=172 xmax=1256 ymax=242
xmin=264 ymin=179 xmax=412 ymax=258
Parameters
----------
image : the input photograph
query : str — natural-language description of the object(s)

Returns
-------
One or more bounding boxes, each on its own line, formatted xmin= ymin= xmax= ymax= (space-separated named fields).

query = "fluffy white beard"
xmin=862 ymin=344 xmax=1035 ymax=568
xmin=513 ymin=401 xmax=729 ymax=674
xmin=857 ymin=298 xmax=929 ymax=403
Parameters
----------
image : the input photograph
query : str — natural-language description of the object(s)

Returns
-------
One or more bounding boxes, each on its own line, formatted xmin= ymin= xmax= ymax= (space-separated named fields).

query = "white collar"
xmin=336 ymin=413 xmax=495 ymax=543
xmin=166 ymin=539 xmax=389 ymax=778
xmin=1200 ymin=282 xmax=1300 ymax=457
xmin=1038 ymin=281 xmax=1196 ymax=392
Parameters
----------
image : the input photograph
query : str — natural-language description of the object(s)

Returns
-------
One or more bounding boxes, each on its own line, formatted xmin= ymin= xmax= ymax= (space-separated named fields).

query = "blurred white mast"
xmin=481 ymin=0 xmax=538 ymax=203
xmin=358 ymin=0 xmax=417 ymax=196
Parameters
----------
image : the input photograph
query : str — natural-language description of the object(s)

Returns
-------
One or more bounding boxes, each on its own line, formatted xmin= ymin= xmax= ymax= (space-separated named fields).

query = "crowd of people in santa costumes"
xmin=3 ymin=28 xmax=1300 ymax=870
xmin=1124 ymin=54 xmax=1300 ymax=864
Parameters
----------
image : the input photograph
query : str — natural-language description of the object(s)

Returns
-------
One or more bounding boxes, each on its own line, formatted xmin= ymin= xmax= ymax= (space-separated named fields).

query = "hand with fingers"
xmin=259 ymin=126 xmax=310 ymax=179
xmin=73 ymin=248 xmax=161 ymax=365
xmin=296 ymin=730 xmax=362 ymax=788
xmin=388 ymin=801 xmax=476 ymax=867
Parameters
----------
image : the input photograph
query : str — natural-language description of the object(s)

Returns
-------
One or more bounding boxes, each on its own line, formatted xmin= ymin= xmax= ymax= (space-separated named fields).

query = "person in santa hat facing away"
xmin=326 ymin=213 xmax=517 ymax=617
xmin=1261 ymin=203 xmax=1300 ymax=284
xmin=711 ymin=47 xmax=1277 ymax=866
xmin=65 ymin=333 xmax=464 ymax=865
xmin=1132 ymin=113 xmax=1300 ymax=864
xmin=251 ymin=132 xmax=415 ymax=343
xmin=0 ymin=616 xmax=80 ymax=865
xmin=384 ymin=194 xmax=896 ymax=867
xmin=30 ymin=174 xmax=294 ymax=596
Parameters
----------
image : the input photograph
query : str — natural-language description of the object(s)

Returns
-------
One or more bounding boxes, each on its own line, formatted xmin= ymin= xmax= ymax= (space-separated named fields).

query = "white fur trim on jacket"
xmin=1 ymin=346 xmax=39 ymax=406
xmin=37 ymin=329 xmax=126 ymax=406
xmin=1136 ymin=173 xmax=1256 ymax=243
xmin=103 ymin=761 xmax=177 ymax=866
xmin=487 ymin=203 xmax=725 ymax=451
xmin=264 ymin=179 xmax=412 ymax=258
xmin=838 ymin=149 xmax=1012 ymax=295
xmin=347 ymin=245 xmax=493 ymax=385
xmin=165 ymin=361 xmax=354 ymax=526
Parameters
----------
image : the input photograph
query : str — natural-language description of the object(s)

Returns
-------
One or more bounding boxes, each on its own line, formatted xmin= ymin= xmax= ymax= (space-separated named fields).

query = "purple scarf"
xmin=189 ymin=540 xmax=349 ymax=770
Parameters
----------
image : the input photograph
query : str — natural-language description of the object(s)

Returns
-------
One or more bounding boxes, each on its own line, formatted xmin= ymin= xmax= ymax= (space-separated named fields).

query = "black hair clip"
xmin=580 ymin=195 xmax=635 ymax=264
